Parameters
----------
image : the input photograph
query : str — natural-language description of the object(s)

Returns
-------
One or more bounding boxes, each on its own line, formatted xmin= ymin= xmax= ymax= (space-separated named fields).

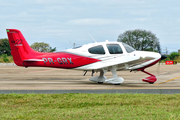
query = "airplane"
xmin=6 ymin=29 xmax=167 ymax=85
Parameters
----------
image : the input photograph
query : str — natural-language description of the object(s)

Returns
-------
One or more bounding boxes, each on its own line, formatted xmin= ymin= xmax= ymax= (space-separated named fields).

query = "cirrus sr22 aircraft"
xmin=6 ymin=29 xmax=166 ymax=85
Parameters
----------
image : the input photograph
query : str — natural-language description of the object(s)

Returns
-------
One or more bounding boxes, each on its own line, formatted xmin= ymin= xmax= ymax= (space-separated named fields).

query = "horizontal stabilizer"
xmin=23 ymin=59 xmax=44 ymax=62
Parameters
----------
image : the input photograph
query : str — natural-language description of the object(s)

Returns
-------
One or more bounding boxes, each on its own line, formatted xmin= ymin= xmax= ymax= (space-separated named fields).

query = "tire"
xmin=149 ymin=82 xmax=154 ymax=84
xmin=114 ymin=84 xmax=120 ymax=85
xmin=98 ymin=82 xmax=103 ymax=84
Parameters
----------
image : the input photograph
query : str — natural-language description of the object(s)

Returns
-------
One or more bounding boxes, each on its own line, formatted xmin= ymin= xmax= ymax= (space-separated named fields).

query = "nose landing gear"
xmin=141 ymin=69 xmax=157 ymax=84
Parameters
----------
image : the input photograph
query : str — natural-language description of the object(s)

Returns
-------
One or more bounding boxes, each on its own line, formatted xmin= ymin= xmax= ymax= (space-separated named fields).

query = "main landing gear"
xmin=141 ymin=69 xmax=157 ymax=84
xmin=89 ymin=67 xmax=157 ymax=85
xmin=89 ymin=66 xmax=124 ymax=85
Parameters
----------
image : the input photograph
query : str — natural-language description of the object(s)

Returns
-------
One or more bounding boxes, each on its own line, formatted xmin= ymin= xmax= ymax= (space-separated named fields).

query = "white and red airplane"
xmin=6 ymin=29 xmax=166 ymax=85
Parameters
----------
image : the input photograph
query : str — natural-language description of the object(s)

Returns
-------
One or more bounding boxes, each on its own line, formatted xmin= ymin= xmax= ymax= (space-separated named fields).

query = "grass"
xmin=0 ymin=94 xmax=180 ymax=119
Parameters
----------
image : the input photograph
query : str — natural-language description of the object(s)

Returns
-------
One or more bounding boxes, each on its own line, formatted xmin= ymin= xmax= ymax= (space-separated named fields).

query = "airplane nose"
xmin=161 ymin=54 xmax=167 ymax=60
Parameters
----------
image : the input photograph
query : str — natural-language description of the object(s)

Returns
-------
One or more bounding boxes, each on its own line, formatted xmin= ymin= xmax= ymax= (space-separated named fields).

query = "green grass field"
xmin=0 ymin=94 xmax=180 ymax=120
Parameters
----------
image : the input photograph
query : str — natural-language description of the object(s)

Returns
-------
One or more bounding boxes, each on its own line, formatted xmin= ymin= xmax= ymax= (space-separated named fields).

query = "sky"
xmin=0 ymin=0 xmax=180 ymax=53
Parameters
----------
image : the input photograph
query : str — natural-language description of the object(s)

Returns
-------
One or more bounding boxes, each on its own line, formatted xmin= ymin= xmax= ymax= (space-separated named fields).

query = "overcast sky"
xmin=0 ymin=0 xmax=180 ymax=53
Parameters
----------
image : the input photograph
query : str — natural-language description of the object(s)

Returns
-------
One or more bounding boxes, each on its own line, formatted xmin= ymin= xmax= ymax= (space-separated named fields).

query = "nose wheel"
xmin=141 ymin=69 xmax=157 ymax=84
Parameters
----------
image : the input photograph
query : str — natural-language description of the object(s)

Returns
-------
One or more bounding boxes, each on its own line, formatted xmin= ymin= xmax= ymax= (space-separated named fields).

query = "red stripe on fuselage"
xmin=137 ymin=59 xmax=161 ymax=71
xmin=23 ymin=52 xmax=101 ymax=69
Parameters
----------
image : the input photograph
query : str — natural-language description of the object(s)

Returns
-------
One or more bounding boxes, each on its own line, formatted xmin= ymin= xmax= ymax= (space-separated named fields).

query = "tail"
xmin=6 ymin=29 xmax=42 ymax=66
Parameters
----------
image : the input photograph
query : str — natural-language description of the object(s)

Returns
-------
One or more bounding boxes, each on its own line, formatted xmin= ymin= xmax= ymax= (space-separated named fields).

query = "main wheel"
xmin=98 ymin=82 xmax=103 ymax=84
xmin=114 ymin=83 xmax=120 ymax=85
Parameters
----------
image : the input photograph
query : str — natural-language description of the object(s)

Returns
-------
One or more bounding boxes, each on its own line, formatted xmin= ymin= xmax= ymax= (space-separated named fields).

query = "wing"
xmin=74 ymin=54 xmax=155 ymax=71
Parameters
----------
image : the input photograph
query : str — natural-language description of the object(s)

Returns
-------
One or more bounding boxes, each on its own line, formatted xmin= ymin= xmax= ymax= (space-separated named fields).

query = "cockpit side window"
xmin=122 ymin=43 xmax=135 ymax=53
xmin=107 ymin=44 xmax=123 ymax=54
xmin=88 ymin=45 xmax=105 ymax=54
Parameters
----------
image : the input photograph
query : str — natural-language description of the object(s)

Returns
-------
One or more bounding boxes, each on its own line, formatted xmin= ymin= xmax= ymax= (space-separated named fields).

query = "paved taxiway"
xmin=0 ymin=65 xmax=180 ymax=93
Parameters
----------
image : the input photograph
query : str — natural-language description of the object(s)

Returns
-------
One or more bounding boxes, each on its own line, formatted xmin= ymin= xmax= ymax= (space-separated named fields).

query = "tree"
xmin=49 ymin=47 xmax=57 ymax=52
xmin=168 ymin=52 xmax=180 ymax=60
xmin=0 ymin=38 xmax=11 ymax=56
xmin=30 ymin=42 xmax=56 ymax=52
xmin=117 ymin=29 xmax=161 ymax=53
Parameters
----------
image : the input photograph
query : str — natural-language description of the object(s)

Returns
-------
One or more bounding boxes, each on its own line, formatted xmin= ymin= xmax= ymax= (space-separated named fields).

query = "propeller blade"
xmin=156 ymin=62 xmax=160 ymax=76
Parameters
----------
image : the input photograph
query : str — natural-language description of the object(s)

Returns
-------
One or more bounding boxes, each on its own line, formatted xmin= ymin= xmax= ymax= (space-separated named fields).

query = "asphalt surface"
xmin=0 ymin=65 xmax=180 ymax=94
xmin=0 ymin=89 xmax=180 ymax=94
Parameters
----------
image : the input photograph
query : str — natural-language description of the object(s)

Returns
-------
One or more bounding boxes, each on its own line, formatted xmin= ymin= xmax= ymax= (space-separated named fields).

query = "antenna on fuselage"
xmin=88 ymin=33 xmax=97 ymax=43
xmin=69 ymin=42 xmax=75 ymax=48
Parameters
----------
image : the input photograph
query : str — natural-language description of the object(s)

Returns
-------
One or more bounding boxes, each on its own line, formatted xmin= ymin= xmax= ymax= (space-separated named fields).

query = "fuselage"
xmin=25 ymin=41 xmax=161 ymax=71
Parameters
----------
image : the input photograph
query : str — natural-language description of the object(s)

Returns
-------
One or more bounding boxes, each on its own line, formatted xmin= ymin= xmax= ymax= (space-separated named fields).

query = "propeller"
xmin=156 ymin=54 xmax=167 ymax=76
xmin=155 ymin=42 xmax=167 ymax=75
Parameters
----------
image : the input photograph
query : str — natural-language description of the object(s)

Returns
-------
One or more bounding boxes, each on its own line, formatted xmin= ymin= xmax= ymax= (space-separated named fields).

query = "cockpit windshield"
xmin=122 ymin=43 xmax=135 ymax=53
xmin=107 ymin=44 xmax=123 ymax=54
xmin=88 ymin=45 xmax=105 ymax=54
